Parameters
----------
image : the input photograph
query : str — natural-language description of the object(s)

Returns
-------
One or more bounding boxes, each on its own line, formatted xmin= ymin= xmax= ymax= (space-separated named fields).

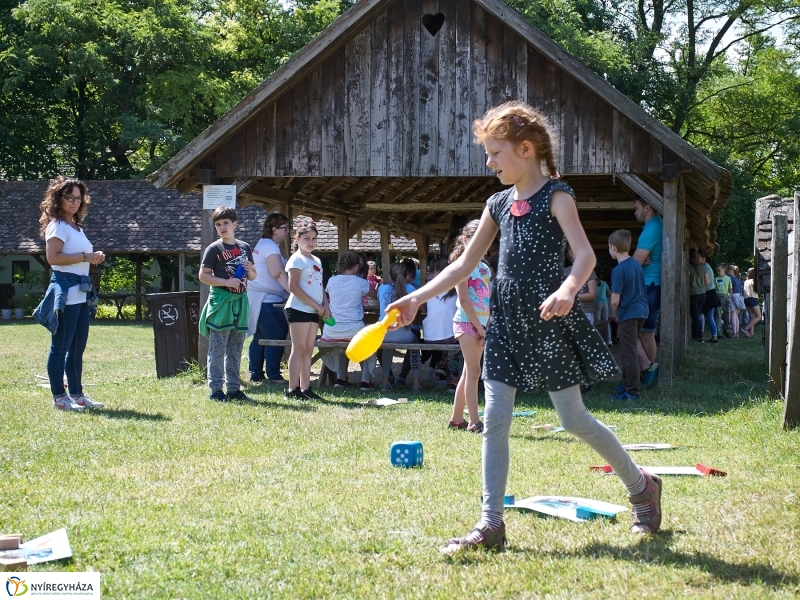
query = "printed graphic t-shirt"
xmin=201 ymin=239 xmax=252 ymax=294
xmin=454 ymin=261 xmax=491 ymax=325
xmin=285 ymin=251 xmax=324 ymax=313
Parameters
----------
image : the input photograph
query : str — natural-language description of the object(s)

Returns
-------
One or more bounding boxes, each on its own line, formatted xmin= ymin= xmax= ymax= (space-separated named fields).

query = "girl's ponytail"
xmin=388 ymin=262 xmax=409 ymax=300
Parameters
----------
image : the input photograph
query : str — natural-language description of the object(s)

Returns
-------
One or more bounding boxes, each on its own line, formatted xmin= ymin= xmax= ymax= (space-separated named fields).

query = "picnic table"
xmin=98 ymin=293 xmax=132 ymax=319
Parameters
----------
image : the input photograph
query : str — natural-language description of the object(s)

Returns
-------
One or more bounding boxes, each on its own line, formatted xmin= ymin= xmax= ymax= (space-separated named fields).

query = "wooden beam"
xmin=348 ymin=210 xmax=380 ymax=234
xmin=363 ymin=202 xmax=486 ymax=212
xmin=309 ymin=177 xmax=347 ymax=199
xmin=576 ymin=202 xmax=635 ymax=210
xmin=336 ymin=216 xmax=350 ymax=261
xmin=658 ymin=174 xmax=680 ymax=387
xmin=784 ymin=192 xmax=800 ymax=429
xmin=379 ymin=226 xmax=391 ymax=277
xmin=616 ymin=172 xmax=664 ymax=215
xmin=768 ymin=213 xmax=788 ymax=398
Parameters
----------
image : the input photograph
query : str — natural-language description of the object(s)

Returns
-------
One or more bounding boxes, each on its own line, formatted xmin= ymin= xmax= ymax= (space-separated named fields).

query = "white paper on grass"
xmin=360 ymin=397 xmax=408 ymax=406
xmin=0 ymin=528 xmax=72 ymax=564
xmin=622 ymin=444 xmax=682 ymax=451
xmin=509 ymin=496 xmax=628 ymax=522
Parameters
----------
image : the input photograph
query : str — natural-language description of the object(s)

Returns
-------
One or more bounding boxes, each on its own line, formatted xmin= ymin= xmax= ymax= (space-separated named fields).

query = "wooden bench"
xmin=259 ymin=338 xmax=461 ymax=385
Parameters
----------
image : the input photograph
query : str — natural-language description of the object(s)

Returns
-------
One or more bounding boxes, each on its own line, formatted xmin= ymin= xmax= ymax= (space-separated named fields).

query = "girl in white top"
xmin=40 ymin=177 xmax=106 ymax=411
xmin=421 ymin=257 xmax=459 ymax=389
xmin=321 ymin=251 xmax=378 ymax=388
xmin=284 ymin=219 xmax=329 ymax=400
xmin=246 ymin=212 xmax=291 ymax=382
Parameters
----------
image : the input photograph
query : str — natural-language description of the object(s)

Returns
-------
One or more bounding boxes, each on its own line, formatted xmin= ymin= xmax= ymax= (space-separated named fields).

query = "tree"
xmin=1 ymin=0 xmax=234 ymax=179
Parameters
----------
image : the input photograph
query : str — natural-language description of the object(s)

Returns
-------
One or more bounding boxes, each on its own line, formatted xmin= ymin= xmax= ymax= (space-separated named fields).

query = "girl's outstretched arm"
xmin=540 ymin=190 xmax=596 ymax=320
xmin=388 ymin=207 xmax=499 ymax=327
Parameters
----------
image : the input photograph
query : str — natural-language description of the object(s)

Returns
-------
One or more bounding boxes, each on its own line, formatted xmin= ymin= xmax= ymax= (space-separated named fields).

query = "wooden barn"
xmin=149 ymin=0 xmax=733 ymax=386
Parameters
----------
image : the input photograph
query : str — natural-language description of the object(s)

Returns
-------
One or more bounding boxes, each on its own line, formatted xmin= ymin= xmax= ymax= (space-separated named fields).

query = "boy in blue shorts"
xmin=198 ymin=206 xmax=256 ymax=401
xmin=609 ymin=229 xmax=649 ymax=400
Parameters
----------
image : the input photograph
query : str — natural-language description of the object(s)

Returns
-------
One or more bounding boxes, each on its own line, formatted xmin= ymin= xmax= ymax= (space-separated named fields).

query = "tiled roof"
xmin=0 ymin=180 xmax=431 ymax=255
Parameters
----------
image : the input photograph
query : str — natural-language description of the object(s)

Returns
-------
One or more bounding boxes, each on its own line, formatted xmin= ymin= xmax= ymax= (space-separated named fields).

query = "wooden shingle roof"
xmin=0 ymin=180 xmax=427 ymax=255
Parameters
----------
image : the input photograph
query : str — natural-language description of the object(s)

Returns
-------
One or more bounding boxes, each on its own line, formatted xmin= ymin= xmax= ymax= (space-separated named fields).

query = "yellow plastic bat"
xmin=346 ymin=309 xmax=400 ymax=362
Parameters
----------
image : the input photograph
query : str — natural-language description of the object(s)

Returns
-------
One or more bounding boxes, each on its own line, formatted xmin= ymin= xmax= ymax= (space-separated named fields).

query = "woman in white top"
xmin=39 ymin=177 xmax=106 ymax=411
xmin=247 ymin=212 xmax=291 ymax=382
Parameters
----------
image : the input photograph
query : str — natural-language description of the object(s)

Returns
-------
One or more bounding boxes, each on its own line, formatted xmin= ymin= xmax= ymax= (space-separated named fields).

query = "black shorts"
xmin=744 ymin=297 xmax=759 ymax=309
xmin=285 ymin=307 xmax=319 ymax=323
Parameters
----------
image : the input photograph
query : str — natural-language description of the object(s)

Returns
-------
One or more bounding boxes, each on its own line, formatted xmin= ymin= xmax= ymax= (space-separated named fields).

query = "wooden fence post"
xmin=768 ymin=213 xmax=788 ymax=398
xmin=783 ymin=192 xmax=800 ymax=429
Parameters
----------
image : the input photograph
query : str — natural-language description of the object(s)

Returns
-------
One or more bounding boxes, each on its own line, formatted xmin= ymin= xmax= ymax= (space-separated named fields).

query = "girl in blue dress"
xmin=388 ymin=101 xmax=663 ymax=553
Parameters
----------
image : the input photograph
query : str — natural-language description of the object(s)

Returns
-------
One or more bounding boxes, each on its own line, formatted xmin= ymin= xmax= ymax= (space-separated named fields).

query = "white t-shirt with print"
xmin=285 ymin=251 xmax=324 ymax=313
xmin=326 ymin=274 xmax=370 ymax=323
xmin=46 ymin=220 xmax=93 ymax=305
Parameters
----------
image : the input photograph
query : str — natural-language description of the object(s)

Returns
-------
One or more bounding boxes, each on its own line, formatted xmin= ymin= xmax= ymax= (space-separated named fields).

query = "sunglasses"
xmin=63 ymin=194 xmax=83 ymax=203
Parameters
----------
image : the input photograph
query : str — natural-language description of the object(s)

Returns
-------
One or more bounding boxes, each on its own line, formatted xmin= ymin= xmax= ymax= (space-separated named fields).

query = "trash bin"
xmin=145 ymin=291 xmax=201 ymax=378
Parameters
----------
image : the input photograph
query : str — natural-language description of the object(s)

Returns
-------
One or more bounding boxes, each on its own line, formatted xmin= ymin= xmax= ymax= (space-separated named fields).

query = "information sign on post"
xmin=202 ymin=185 xmax=237 ymax=209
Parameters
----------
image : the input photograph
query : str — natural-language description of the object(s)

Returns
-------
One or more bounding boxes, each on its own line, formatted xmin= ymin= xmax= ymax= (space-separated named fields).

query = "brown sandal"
xmin=629 ymin=469 xmax=663 ymax=534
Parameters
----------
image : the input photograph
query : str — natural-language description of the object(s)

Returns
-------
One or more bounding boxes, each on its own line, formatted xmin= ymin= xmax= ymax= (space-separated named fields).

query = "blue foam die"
xmin=390 ymin=440 xmax=423 ymax=468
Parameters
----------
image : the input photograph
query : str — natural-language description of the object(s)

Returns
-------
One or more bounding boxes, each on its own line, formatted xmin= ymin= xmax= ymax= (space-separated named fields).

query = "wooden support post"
xmin=336 ymin=216 xmax=350 ymax=262
xmin=379 ymin=226 xmax=391 ymax=278
xmin=658 ymin=173 xmax=680 ymax=387
xmin=198 ymin=208 xmax=215 ymax=369
xmin=135 ymin=254 xmax=143 ymax=321
xmin=768 ymin=213 xmax=788 ymax=398
xmin=675 ymin=178 xmax=688 ymax=364
xmin=178 ymin=253 xmax=185 ymax=293
xmin=415 ymin=235 xmax=429 ymax=284
xmin=784 ymin=193 xmax=800 ymax=429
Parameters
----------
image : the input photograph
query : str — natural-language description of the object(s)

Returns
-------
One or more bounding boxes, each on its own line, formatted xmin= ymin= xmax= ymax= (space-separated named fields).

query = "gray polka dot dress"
xmin=483 ymin=181 xmax=620 ymax=392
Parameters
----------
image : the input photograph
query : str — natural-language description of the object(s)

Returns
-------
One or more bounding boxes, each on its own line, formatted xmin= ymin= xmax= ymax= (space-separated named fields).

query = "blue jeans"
xmin=47 ymin=302 xmax=90 ymax=397
xmin=703 ymin=306 xmax=718 ymax=338
xmin=248 ymin=303 xmax=289 ymax=380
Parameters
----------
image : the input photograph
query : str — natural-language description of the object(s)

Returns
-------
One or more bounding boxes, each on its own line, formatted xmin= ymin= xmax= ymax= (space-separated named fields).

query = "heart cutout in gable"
xmin=422 ymin=13 xmax=445 ymax=37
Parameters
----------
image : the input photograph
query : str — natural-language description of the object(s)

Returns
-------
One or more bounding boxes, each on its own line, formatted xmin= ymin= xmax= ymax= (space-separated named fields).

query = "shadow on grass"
xmin=554 ymin=532 xmax=799 ymax=589
xmin=94 ymin=409 xmax=171 ymax=421
xmin=227 ymin=397 xmax=317 ymax=412
xmin=450 ymin=532 xmax=798 ymax=588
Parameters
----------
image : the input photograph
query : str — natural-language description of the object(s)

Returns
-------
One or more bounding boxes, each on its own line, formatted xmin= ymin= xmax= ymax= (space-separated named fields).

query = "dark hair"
xmin=212 ymin=206 xmax=237 ymax=223
xmin=473 ymin=100 xmax=559 ymax=178
xmin=261 ymin=211 xmax=289 ymax=239
xmin=337 ymin=250 xmax=361 ymax=273
xmin=39 ymin=176 xmax=90 ymax=237
xmin=428 ymin=257 xmax=456 ymax=299
xmin=449 ymin=219 xmax=481 ymax=263
xmin=609 ymin=229 xmax=632 ymax=253
xmin=401 ymin=257 xmax=416 ymax=281
xmin=386 ymin=262 xmax=409 ymax=301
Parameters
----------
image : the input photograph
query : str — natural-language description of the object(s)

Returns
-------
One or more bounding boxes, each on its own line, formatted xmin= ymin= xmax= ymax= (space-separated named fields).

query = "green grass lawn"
xmin=1 ymin=321 xmax=798 ymax=598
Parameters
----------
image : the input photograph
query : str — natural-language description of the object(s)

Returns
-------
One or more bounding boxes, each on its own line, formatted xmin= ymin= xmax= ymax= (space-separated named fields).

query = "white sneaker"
xmin=53 ymin=396 xmax=85 ymax=411
xmin=72 ymin=394 xmax=105 ymax=409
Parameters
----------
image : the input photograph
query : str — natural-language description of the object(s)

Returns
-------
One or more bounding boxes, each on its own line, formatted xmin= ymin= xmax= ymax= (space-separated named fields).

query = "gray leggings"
xmin=482 ymin=379 xmax=641 ymax=514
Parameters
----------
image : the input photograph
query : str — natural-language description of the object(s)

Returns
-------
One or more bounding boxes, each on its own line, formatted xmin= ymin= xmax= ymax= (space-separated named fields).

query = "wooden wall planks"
xmin=201 ymin=0 xmax=657 ymax=179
